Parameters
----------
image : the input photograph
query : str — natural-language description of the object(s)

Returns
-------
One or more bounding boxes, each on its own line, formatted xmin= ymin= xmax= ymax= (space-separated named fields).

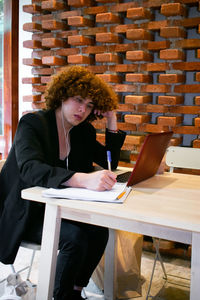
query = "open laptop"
xmin=117 ymin=131 xmax=173 ymax=186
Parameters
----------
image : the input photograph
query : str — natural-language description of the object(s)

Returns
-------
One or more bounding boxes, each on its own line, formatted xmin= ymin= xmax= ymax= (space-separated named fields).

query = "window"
xmin=0 ymin=0 xmax=3 ymax=136
xmin=0 ymin=0 xmax=18 ymax=158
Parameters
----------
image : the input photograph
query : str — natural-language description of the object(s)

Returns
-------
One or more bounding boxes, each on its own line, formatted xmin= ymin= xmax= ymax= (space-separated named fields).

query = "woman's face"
xmin=62 ymin=96 xmax=94 ymax=129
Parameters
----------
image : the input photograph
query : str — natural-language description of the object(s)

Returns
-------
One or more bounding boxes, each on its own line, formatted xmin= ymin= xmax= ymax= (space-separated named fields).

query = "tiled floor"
xmin=0 ymin=248 xmax=190 ymax=299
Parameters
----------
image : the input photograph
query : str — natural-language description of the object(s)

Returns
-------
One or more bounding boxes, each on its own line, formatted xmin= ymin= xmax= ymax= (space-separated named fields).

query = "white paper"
xmin=42 ymin=182 xmax=131 ymax=203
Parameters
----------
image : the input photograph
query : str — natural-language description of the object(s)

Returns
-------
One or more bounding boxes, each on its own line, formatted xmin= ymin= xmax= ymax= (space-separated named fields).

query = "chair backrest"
xmin=166 ymin=146 xmax=200 ymax=172
xmin=0 ymin=159 xmax=6 ymax=172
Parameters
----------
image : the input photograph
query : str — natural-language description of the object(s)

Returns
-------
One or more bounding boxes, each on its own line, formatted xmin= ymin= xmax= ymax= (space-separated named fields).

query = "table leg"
xmin=36 ymin=204 xmax=61 ymax=300
xmin=104 ymin=228 xmax=117 ymax=300
xmin=190 ymin=232 xmax=200 ymax=300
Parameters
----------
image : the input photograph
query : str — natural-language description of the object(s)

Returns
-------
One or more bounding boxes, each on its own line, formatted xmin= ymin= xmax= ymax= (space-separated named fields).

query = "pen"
xmin=117 ymin=191 xmax=126 ymax=200
xmin=107 ymin=150 xmax=111 ymax=171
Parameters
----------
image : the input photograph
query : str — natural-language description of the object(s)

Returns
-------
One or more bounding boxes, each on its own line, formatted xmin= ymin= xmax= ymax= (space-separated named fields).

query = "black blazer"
xmin=0 ymin=109 xmax=126 ymax=263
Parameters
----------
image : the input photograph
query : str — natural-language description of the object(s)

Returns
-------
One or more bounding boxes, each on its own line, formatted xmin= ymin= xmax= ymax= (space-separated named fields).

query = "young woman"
xmin=0 ymin=66 xmax=126 ymax=300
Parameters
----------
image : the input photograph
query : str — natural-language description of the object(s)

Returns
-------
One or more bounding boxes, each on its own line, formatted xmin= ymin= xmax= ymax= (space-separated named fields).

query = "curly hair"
xmin=44 ymin=65 xmax=118 ymax=121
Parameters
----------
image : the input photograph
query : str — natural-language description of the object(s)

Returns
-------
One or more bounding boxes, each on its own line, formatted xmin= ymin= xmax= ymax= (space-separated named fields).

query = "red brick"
xmin=118 ymin=122 xmax=137 ymax=132
xmin=173 ymin=62 xmax=200 ymax=71
xmin=81 ymin=27 xmax=107 ymax=36
xmin=32 ymin=85 xmax=46 ymax=93
xmin=126 ymin=50 xmax=153 ymax=61
xmin=23 ymin=22 xmax=42 ymax=32
xmin=147 ymin=40 xmax=170 ymax=51
xmin=59 ymin=10 xmax=82 ymax=19
xmin=126 ymin=29 xmax=153 ymax=40
xmin=170 ymin=137 xmax=182 ymax=146
xmin=173 ymin=126 xmax=200 ymax=135
xmin=158 ymin=116 xmax=182 ymax=126
xmin=146 ymin=104 xmax=168 ymax=113
xmin=96 ymin=32 xmax=121 ymax=43
xmin=84 ymin=6 xmax=108 ymax=15
xmin=122 ymin=135 xmax=145 ymax=151
xmin=58 ymin=30 xmax=79 ymax=38
xmin=32 ymin=13 xmax=53 ymax=22
xmin=22 ymin=77 xmax=41 ymax=84
xmin=161 ymin=3 xmax=187 ymax=16
xmin=32 ymin=68 xmax=54 ymax=75
xmin=96 ymin=12 xmax=121 ymax=23
xmin=117 ymin=103 xmax=135 ymax=112
xmin=41 ymin=76 xmax=51 ymax=84
xmin=159 ymin=74 xmax=185 ymax=84
xmin=96 ymin=74 xmax=122 ymax=83
xmin=42 ymin=38 xmax=67 ymax=48
xmin=32 ymin=50 xmax=54 ymax=58
xmin=23 ymin=95 xmax=41 ymax=102
xmin=108 ymin=43 xmax=137 ymax=52
xmin=193 ymin=140 xmax=200 ymax=148
xmin=32 ymin=102 xmax=46 ymax=110
xmin=68 ymin=16 xmax=94 ymax=27
xmin=23 ymin=58 xmax=42 ymax=66
xmin=142 ymin=0 xmax=169 ymax=8
xmin=23 ymin=4 xmax=41 ymax=14
xmin=146 ymin=62 xmax=170 ymax=72
xmin=126 ymin=73 xmax=152 ymax=83
xmin=68 ymin=35 xmax=93 ymax=46
xmin=160 ymin=27 xmax=186 ymax=38
xmin=125 ymin=114 xmax=150 ymax=124
xmin=195 ymin=96 xmax=200 ymax=105
xmin=196 ymin=72 xmax=200 ymax=82
xmin=68 ymin=0 xmax=93 ymax=7
xmin=109 ymin=64 xmax=138 ymax=73
xmin=127 ymin=7 xmax=153 ymax=20
xmin=95 ymin=53 xmax=122 ymax=63
xmin=95 ymin=0 xmax=118 ymax=3
xmin=125 ymin=95 xmax=152 ymax=104
xmin=141 ymin=84 xmax=171 ymax=93
xmin=110 ymin=2 xmax=139 ymax=13
xmin=160 ymin=49 xmax=185 ymax=60
xmin=96 ymin=134 xmax=145 ymax=151
xmin=86 ymin=65 xmax=108 ymax=74
xmin=41 ymin=1 xmax=66 ymax=11
xmin=146 ymin=20 xmax=169 ymax=30
xmin=56 ymin=48 xmax=79 ymax=56
xmin=23 ymin=40 xmax=42 ymax=49
xmin=82 ymin=45 xmax=106 ymax=54
xmin=174 ymin=16 xmax=200 ymax=28
xmin=158 ymin=95 xmax=184 ymax=105
xmin=194 ymin=118 xmax=200 ymax=127
xmin=32 ymin=32 xmax=53 ymax=41
xmin=68 ymin=54 xmax=93 ymax=64
xmin=138 ymin=124 xmax=170 ymax=133
xmin=198 ymin=49 xmax=200 ymax=59
xmin=42 ymin=20 xmax=67 ymax=31
xmin=111 ymin=24 xmax=137 ymax=34
xmin=42 ymin=56 xmax=66 ymax=66
xmin=175 ymin=39 xmax=200 ymax=49
xmin=114 ymin=84 xmax=136 ymax=93
xmin=169 ymin=106 xmax=200 ymax=114
xmin=174 ymin=84 xmax=200 ymax=93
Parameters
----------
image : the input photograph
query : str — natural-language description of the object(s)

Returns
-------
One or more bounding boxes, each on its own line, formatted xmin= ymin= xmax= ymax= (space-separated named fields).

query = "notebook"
xmin=42 ymin=182 xmax=131 ymax=203
xmin=117 ymin=131 xmax=173 ymax=186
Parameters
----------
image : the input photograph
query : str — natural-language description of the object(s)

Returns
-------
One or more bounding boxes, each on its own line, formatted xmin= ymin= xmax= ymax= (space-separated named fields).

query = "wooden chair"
xmin=146 ymin=146 xmax=200 ymax=299
xmin=0 ymin=159 xmax=41 ymax=282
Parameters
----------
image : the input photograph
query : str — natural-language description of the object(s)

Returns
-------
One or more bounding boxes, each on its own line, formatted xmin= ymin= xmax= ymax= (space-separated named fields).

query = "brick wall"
xmin=22 ymin=0 xmax=200 ymax=167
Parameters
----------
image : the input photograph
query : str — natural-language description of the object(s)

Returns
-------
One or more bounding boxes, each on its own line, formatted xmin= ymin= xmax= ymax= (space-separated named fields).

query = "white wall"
xmin=18 ymin=0 xmax=32 ymax=118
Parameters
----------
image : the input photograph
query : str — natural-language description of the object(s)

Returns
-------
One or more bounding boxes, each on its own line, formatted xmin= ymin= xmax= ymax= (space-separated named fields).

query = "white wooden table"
xmin=22 ymin=172 xmax=200 ymax=300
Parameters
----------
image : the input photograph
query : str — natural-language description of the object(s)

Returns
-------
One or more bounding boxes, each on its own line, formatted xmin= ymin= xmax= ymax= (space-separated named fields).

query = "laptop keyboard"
xmin=117 ymin=171 xmax=132 ymax=183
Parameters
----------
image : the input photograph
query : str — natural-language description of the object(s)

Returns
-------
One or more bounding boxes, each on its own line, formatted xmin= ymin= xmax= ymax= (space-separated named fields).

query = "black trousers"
xmin=23 ymin=203 xmax=109 ymax=300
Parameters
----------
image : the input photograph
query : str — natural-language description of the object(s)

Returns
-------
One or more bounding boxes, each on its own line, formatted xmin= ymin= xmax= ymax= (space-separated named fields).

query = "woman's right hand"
xmin=65 ymin=170 xmax=117 ymax=191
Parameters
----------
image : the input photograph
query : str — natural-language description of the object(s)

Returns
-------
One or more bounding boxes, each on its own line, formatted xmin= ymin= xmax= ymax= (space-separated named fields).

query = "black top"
xmin=0 ymin=109 xmax=126 ymax=263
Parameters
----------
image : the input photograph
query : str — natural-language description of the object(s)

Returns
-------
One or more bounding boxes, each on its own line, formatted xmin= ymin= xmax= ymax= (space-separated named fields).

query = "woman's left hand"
xmin=94 ymin=110 xmax=117 ymax=131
